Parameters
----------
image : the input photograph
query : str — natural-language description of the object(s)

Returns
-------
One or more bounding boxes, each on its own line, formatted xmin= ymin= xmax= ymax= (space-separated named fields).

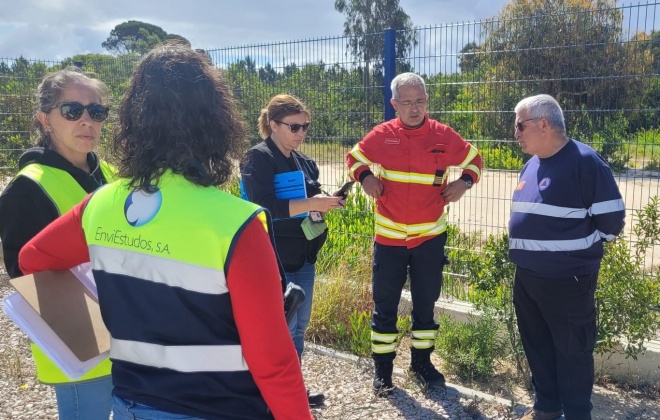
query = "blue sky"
xmin=0 ymin=0 xmax=510 ymax=60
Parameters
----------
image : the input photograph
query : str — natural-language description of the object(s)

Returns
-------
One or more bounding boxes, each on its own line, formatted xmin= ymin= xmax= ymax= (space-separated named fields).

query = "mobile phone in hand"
xmin=333 ymin=181 xmax=356 ymax=199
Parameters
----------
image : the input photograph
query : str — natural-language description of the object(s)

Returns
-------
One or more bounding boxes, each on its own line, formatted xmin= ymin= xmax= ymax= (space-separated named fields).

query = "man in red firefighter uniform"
xmin=346 ymin=72 xmax=482 ymax=395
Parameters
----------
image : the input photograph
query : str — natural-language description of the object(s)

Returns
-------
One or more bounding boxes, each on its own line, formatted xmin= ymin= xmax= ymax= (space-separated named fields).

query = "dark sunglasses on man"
xmin=56 ymin=102 xmax=110 ymax=122
xmin=275 ymin=120 xmax=310 ymax=134
xmin=515 ymin=117 xmax=541 ymax=133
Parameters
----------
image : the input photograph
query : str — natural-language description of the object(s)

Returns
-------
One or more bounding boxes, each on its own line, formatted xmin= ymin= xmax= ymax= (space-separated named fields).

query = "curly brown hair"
xmin=111 ymin=42 xmax=247 ymax=190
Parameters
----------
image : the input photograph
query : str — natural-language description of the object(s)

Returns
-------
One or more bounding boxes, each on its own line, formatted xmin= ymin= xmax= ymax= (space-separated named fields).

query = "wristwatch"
xmin=460 ymin=174 xmax=473 ymax=189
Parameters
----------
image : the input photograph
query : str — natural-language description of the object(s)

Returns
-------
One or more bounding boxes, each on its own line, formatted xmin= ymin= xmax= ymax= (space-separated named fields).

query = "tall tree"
xmin=335 ymin=0 xmax=417 ymax=127
xmin=458 ymin=42 xmax=484 ymax=75
xmin=466 ymin=0 xmax=650 ymax=140
xmin=335 ymin=0 xmax=417 ymax=69
xmin=650 ymin=30 xmax=660 ymax=73
xmin=102 ymin=21 xmax=190 ymax=55
xmin=484 ymin=0 xmax=641 ymax=108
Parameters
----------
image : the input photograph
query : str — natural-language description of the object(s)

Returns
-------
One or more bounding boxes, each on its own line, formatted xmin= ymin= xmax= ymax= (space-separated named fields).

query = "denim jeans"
xmin=285 ymin=262 xmax=316 ymax=358
xmin=53 ymin=375 xmax=113 ymax=420
xmin=113 ymin=395 xmax=204 ymax=419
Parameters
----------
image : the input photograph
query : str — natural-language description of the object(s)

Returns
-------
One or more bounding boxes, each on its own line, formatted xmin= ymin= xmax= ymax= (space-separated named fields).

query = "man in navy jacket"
xmin=508 ymin=94 xmax=625 ymax=420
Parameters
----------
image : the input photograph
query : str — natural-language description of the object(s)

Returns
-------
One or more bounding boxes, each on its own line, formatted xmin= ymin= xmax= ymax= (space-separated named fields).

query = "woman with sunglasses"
xmin=19 ymin=45 xmax=312 ymax=419
xmin=0 ymin=67 xmax=114 ymax=418
xmin=240 ymin=94 xmax=343 ymax=408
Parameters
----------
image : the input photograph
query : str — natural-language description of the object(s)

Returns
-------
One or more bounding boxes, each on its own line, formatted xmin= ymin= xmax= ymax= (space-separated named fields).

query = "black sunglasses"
xmin=56 ymin=102 xmax=109 ymax=122
xmin=275 ymin=120 xmax=310 ymax=133
xmin=515 ymin=117 xmax=541 ymax=132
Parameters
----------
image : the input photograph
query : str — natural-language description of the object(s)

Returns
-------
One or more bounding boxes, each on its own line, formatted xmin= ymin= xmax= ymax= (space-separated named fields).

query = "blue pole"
xmin=383 ymin=28 xmax=396 ymax=121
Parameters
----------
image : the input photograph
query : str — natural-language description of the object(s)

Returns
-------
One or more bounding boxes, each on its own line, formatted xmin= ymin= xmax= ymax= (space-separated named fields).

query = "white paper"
xmin=2 ymin=264 xmax=109 ymax=380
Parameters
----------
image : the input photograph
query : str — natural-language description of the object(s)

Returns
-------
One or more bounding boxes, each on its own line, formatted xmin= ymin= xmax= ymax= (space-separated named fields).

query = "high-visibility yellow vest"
xmin=81 ymin=173 xmax=266 ymax=268
xmin=79 ymin=173 xmax=270 ymax=413
xmin=17 ymin=161 xmax=115 ymax=384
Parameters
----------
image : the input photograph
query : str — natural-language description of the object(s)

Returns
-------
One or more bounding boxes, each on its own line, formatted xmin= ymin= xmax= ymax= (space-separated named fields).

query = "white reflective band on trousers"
xmin=110 ymin=338 xmax=248 ymax=373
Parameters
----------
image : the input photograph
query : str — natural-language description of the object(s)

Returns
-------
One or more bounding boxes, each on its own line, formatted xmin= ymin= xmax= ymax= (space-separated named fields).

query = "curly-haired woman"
xmin=19 ymin=43 xmax=311 ymax=420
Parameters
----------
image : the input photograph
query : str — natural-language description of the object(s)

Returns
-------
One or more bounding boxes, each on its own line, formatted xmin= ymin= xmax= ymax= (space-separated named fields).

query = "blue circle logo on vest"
xmin=539 ymin=177 xmax=551 ymax=191
xmin=124 ymin=188 xmax=163 ymax=227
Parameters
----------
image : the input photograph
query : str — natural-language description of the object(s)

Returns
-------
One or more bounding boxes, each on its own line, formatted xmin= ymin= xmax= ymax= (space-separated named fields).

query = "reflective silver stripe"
xmin=371 ymin=331 xmax=398 ymax=343
xmin=411 ymin=330 xmax=438 ymax=340
xmin=510 ymin=231 xmax=601 ymax=252
xmin=457 ymin=144 xmax=479 ymax=170
xmin=89 ymin=245 xmax=227 ymax=295
xmin=375 ymin=225 xmax=408 ymax=239
xmin=110 ymin=338 xmax=247 ymax=372
xmin=590 ymin=199 xmax=625 ymax=215
xmin=511 ymin=199 xmax=624 ymax=219
xmin=375 ymin=213 xmax=447 ymax=235
xmin=372 ymin=343 xmax=398 ymax=353
xmin=379 ymin=167 xmax=436 ymax=185
xmin=348 ymin=147 xmax=373 ymax=179
xmin=511 ymin=202 xmax=588 ymax=219
xmin=464 ymin=164 xmax=481 ymax=181
xmin=410 ymin=340 xmax=434 ymax=349
xmin=349 ymin=146 xmax=374 ymax=166
xmin=600 ymin=232 xmax=618 ymax=242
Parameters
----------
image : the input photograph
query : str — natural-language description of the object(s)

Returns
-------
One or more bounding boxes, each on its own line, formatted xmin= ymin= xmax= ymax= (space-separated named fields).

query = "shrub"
xmin=307 ymin=264 xmax=372 ymax=352
xmin=348 ymin=310 xmax=371 ymax=357
xmin=435 ymin=313 xmax=505 ymax=381
xmin=465 ymin=234 xmax=530 ymax=382
xmin=644 ymin=158 xmax=660 ymax=171
xmin=316 ymin=185 xmax=374 ymax=274
xmin=629 ymin=128 xmax=660 ymax=171
xmin=479 ymin=146 xmax=524 ymax=170
xmin=596 ymin=196 xmax=660 ymax=358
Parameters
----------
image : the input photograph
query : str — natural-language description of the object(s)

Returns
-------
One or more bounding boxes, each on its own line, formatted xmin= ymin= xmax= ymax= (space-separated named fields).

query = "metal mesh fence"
xmin=1 ymin=3 xmax=658 ymax=293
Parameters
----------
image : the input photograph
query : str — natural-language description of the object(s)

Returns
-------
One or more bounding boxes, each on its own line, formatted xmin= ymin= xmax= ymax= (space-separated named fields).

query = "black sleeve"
xmin=240 ymin=150 xmax=292 ymax=219
xmin=459 ymin=173 xmax=474 ymax=183
xmin=0 ymin=177 xmax=60 ymax=278
xmin=358 ymin=170 xmax=374 ymax=183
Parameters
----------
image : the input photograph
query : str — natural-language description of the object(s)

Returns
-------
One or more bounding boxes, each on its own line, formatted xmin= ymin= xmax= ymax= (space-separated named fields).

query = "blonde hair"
xmin=257 ymin=94 xmax=310 ymax=139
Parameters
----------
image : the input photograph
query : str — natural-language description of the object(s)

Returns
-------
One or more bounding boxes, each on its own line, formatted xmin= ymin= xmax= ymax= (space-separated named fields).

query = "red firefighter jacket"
xmin=346 ymin=116 xmax=482 ymax=248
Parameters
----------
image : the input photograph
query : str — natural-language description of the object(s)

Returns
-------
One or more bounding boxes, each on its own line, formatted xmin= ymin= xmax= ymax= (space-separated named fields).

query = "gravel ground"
xmin=303 ymin=344 xmax=518 ymax=420
xmin=1 ymin=270 xmax=659 ymax=419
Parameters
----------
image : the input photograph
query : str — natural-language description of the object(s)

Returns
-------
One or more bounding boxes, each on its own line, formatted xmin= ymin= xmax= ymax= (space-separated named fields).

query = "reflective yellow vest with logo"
xmin=79 ymin=174 xmax=268 ymax=408
xmin=17 ymin=161 xmax=115 ymax=384
xmin=81 ymin=173 xmax=266 ymax=287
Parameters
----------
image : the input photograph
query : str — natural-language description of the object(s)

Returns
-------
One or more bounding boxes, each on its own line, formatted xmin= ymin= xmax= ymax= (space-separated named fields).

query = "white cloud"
xmin=0 ymin=0 xmax=510 ymax=60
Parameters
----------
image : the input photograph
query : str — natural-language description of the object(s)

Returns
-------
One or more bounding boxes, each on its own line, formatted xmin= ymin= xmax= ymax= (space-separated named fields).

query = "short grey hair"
xmin=514 ymin=94 xmax=566 ymax=133
xmin=391 ymin=72 xmax=426 ymax=100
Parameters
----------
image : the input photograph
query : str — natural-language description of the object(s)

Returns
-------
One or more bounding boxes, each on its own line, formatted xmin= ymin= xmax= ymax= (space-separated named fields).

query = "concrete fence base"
xmin=400 ymin=290 xmax=660 ymax=386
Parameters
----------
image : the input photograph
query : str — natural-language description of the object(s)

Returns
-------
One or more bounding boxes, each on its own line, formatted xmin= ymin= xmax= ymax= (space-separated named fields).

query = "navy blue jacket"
xmin=509 ymin=139 xmax=625 ymax=277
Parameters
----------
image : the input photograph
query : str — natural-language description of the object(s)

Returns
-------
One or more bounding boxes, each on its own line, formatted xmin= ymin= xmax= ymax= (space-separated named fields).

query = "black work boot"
xmin=409 ymin=348 xmax=446 ymax=390
xmin=307 ymin=389 xmax=325 ymax=407
xmin=372 ymin=360 xmax=395 ymax=397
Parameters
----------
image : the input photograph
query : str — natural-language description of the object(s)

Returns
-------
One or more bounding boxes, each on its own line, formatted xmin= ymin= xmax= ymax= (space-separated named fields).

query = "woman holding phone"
xmin=240 ymin=94 xmax=343 ymax=407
